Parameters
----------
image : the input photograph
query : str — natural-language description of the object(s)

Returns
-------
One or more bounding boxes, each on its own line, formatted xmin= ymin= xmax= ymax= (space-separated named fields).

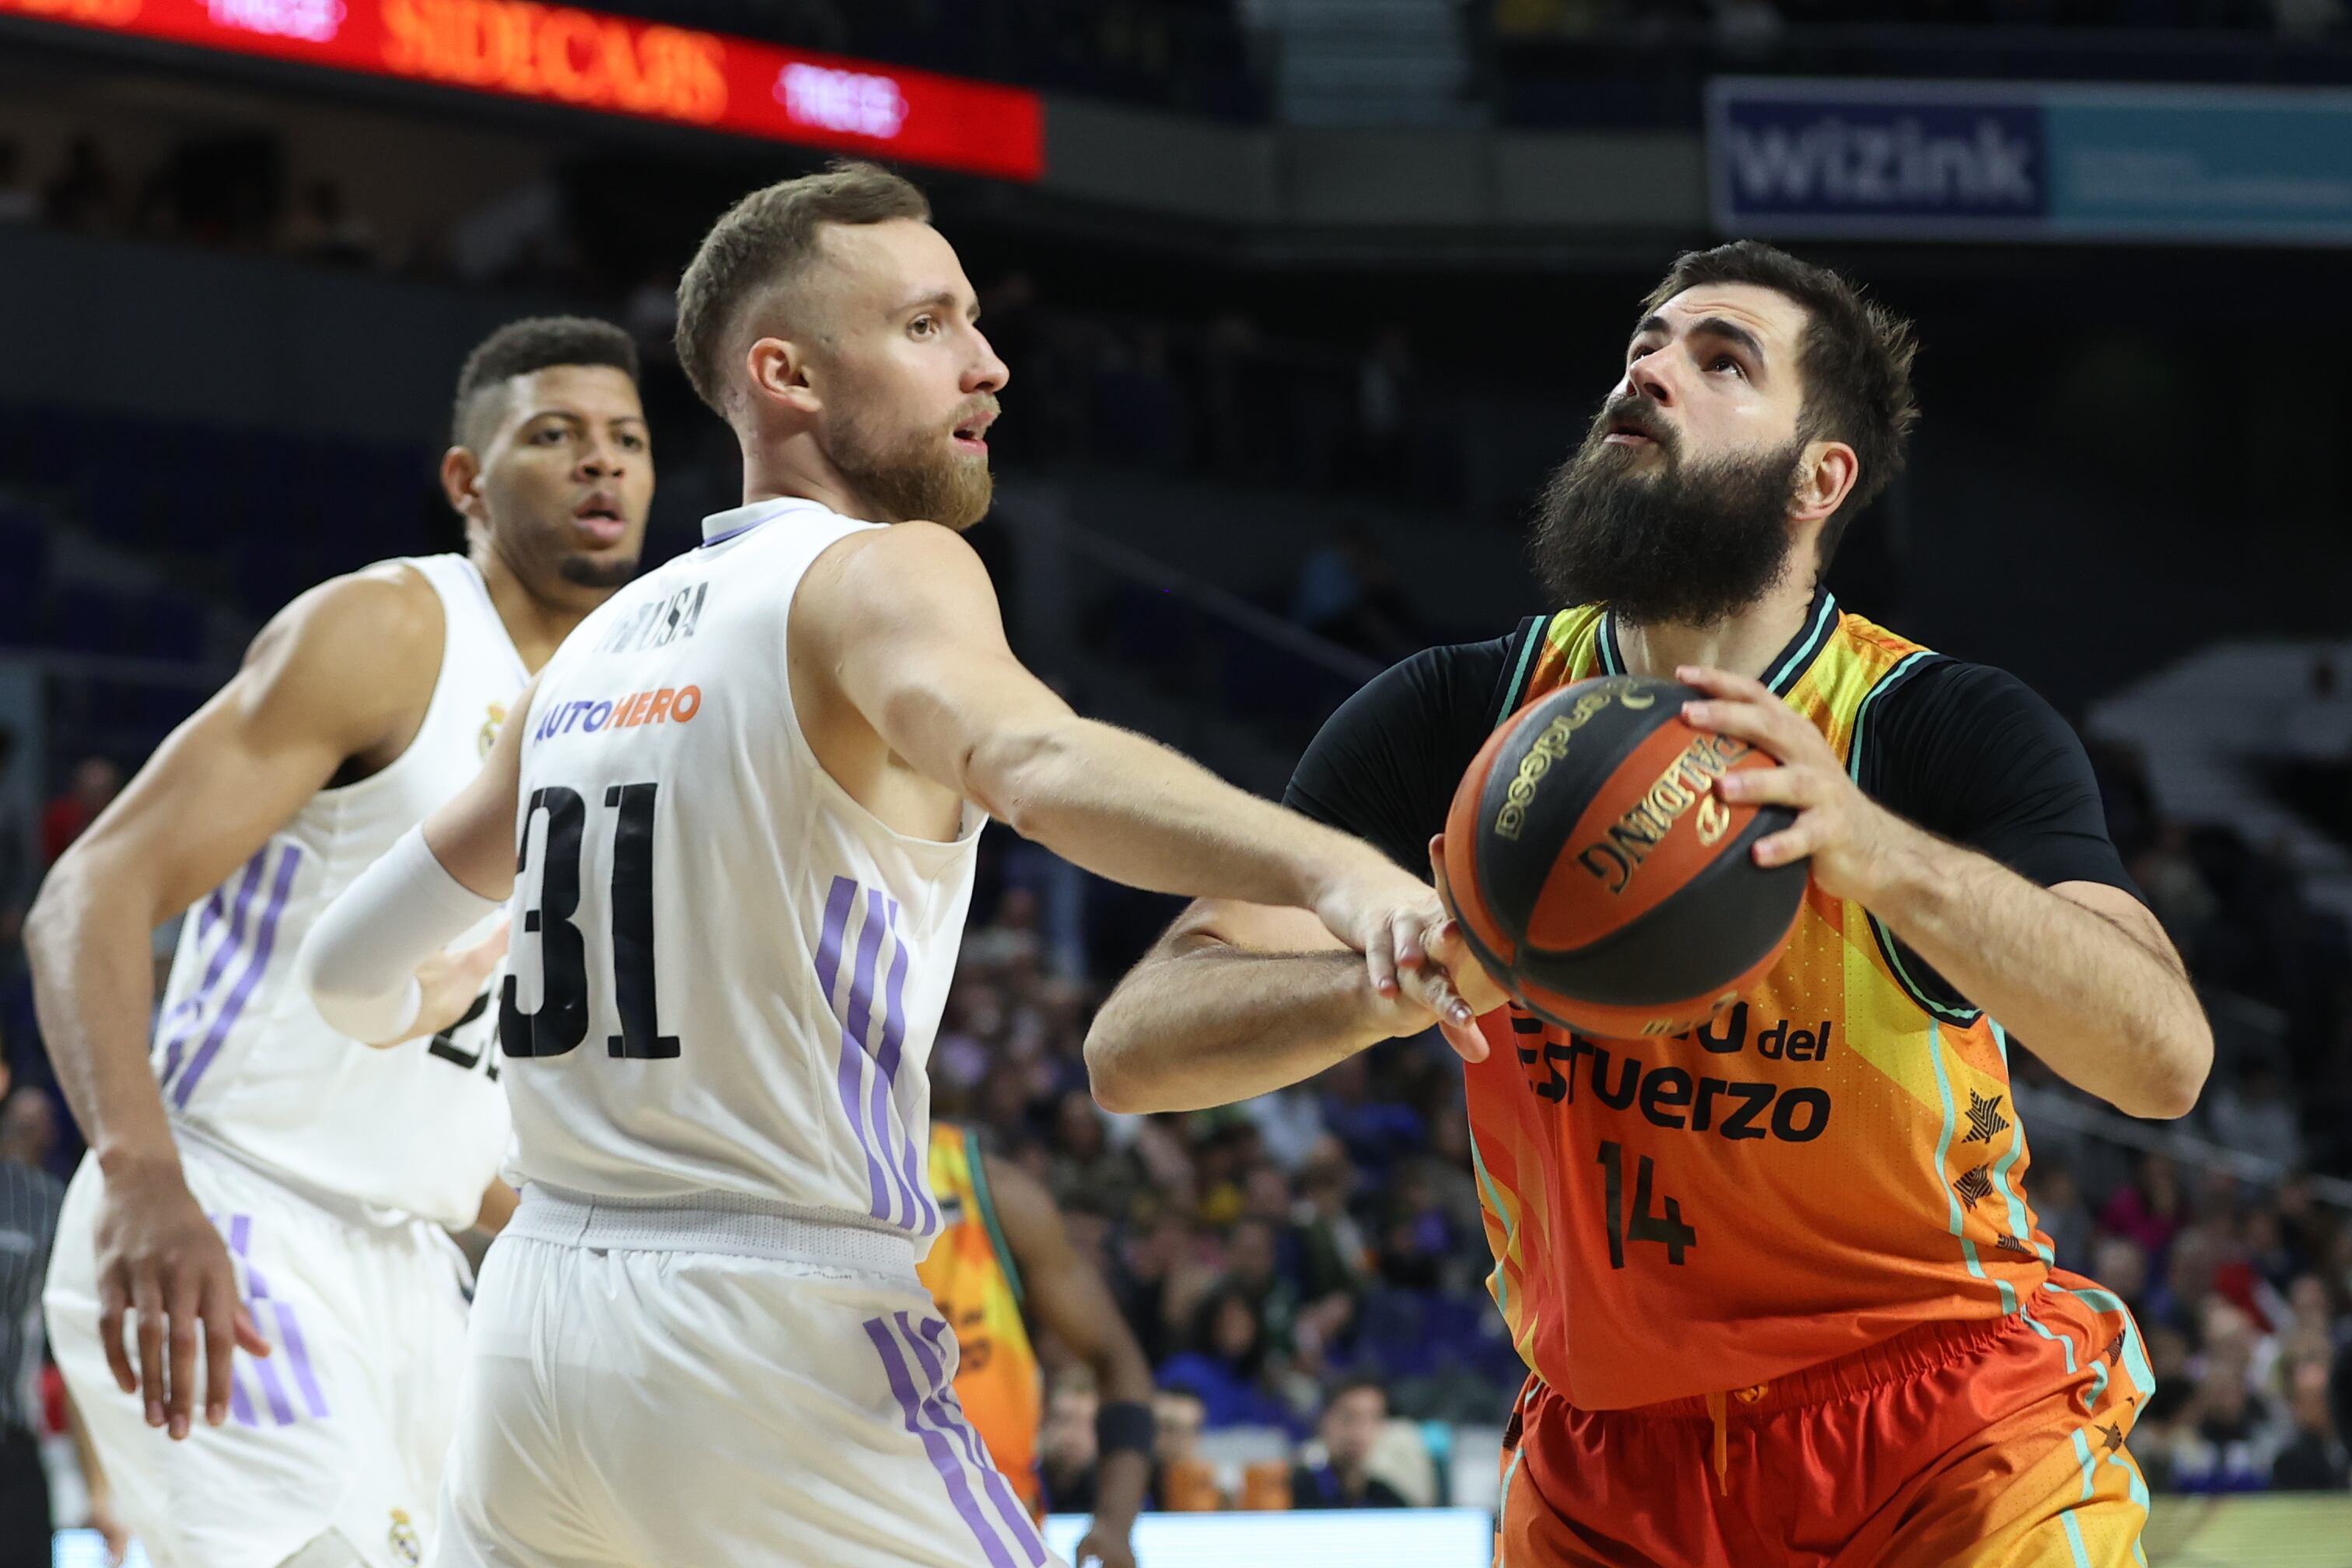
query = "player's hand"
xmin=1310 ymin=850 xmax=1486 ymax=1061
xmin=1425 ymin=834 xmax=1512 ymax=1055
xmin=93 ymin=1159 xmax=271 ymax=1440
xmin=1072 ymin=1521 xmax=1137 ymax=1568
xmin=1678 ymin=666 xmax=1920 ymax=906
xmin=87 ymin=1483 xmax=131 ymax=1566
xmin=391 ymin=919 xmax=509 ymax=1047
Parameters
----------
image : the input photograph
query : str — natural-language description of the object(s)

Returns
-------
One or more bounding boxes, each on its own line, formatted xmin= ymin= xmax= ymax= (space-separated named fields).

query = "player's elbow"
xmin=2125 ymin=1022 xmax=2212 ymax=1122
xmin=1083 ymin=1000 xmax=1174 ymax=1117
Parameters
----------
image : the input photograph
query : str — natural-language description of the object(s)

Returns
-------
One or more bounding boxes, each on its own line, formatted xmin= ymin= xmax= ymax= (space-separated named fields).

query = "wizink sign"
xmin=1709 ymin=78 xmax=2352 ymax=245
xmin=1709 ymin=81 xmax=2047 ymax=237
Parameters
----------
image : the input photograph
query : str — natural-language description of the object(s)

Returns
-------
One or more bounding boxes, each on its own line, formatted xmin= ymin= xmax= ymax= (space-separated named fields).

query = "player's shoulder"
xmin=1339 ymin=625 xmax=1530 ymax=739
xmin=245 ymin=559 xmax=447 ymax=700
xmin=1875 ymin=655 xmax=2067 ymax=740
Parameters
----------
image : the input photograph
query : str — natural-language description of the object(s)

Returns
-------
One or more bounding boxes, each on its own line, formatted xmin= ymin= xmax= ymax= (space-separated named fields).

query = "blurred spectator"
xmin=0 ymin=1062 xmax=61 ymax=1547
xmin=1041 ymin=1374 xmax=1103 ymax=1512
xmin=0 ymin=143 xmax=34 ymax=225
xmin=1156 ymin=1284 xmax=1293 ymax=1430
xmin=2129 ymin=821 xmax=2217 ymax=956
xmin=2098 ymin=1153 xmax=2187 ymax=1260
xmin=41 ymin=758 xmax=120 ymax=866
xmin=43 ymin=136 xmax=120 ymax=232
xmin=2035 ymin=1161 xmax=2096 ymax=1270
xmin=1289 ymin=525 xmax=1426 ymax=663
xmin=1290 ymin=1377 xmax=1408 ymax=1509
xmin=0 ymin=726 xmax=26 ymax=924
xmin=2270 ymin=1356 xmax=2347 ymax=1490
xmin=285 ymin=180 xmax=379 ymax=268
xmin=2209 ymin=1062 xmax=2305 ymax=1171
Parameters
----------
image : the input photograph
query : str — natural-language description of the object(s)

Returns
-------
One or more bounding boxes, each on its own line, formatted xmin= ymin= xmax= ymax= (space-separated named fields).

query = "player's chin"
xmin=558 ymin=549 xmax=640 ymax=590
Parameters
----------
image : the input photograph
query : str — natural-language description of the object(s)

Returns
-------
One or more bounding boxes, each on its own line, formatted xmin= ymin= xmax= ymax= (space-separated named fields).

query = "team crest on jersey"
xmin=479 ymin=701 xmax=507 ymax=759
xmin=388 ymin=1509 xmax=422 ymax=1565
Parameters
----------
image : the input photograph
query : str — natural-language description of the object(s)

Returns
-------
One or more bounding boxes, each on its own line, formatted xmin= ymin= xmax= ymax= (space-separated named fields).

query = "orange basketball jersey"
xmin=1466 ymin=596 xmax=2053 ymax=1411
xmin=917 ymin=1122 xmax=1045 ymax=1517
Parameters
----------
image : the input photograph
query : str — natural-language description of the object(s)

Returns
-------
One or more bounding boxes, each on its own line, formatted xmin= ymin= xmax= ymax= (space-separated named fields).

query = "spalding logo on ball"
xmin=1440 ymin=674 xmax=1807 ymax=1039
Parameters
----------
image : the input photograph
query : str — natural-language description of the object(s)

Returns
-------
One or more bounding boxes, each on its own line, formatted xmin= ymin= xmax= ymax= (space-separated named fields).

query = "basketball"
xmin=1439 ymin=674 xmax=1808 ymax=1039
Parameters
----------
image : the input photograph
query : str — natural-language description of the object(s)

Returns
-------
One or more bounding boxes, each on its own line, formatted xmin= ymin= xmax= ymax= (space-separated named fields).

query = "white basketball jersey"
xmin=154 ymin=555 xmax=521 ymax=1228
xmin=499 ymin=498 xmax=982 ymax=1244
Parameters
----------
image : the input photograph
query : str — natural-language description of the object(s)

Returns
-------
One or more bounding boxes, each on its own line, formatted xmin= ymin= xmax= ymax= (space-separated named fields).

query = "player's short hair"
xmin=450 ymin=317 xmax=639 ymax=450
xmin=673 ymin=159 xmax=932 ymax=416
xmin=1643 ymin=241 xmax=1920 ymax=567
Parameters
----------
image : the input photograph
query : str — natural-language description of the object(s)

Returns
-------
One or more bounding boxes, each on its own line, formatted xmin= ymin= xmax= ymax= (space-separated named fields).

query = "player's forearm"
xmin=23 ymin=859 xmax=181 ymax=1174
xmin=968 ymin=717 xmax=1372 ymax=913
xmin=1867 ymin=830 xmax=2210 ymax=1119
xmin=1085 ymin=943 xmax=1392 ymax=1114
xmin=1094 ymin=1451 xmax=1150 ymax=1534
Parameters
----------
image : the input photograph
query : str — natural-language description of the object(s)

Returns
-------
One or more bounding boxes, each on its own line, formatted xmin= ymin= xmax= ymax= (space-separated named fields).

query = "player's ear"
xmin=746 ymin=336 xmax=821 ymax=418
xmin=439 ymin=446 xmax=488 ymax=527
xmin=1790 ymin=439 xmax=1857 ymax=527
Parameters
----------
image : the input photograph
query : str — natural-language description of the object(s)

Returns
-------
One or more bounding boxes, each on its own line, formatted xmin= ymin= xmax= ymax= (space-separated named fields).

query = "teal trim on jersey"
xmin=1470 ymin=1136 xmax=1515 ymax=1322
xmin=1989 ymin=1025 xmax=2059 ymax=1265
xmin=962 ymin=1129 xmax=1024 ymax=1306
xmin=1496 ymin=616 xmax=1551 ymax=726
xmin=2109 ymin=1451 xmax=2152 ymax=1563
xmin=2052 ymin=1285 xmax=2158 ymax=1402
xmin=1496 ymin=1447 xmax=1524 ymax=1552
xmin=1598 ymin=614 xmax=1625 ymax=677
xmin=1763 ymin=590 xmax=1839 ymax=695
xmin=2071 ymin=1426 xmax=2100 ymax=1501
xmin=1850 ymin=650 xmax=1983 ymax=1025
xmin=1929 ymin=1022 xmax=2014 ymax=1313
xmin=2061 ymin=1430 xmax=2100 ymax=1568
xmin=1990 ymin=1100 xmax=2035 ymax=1260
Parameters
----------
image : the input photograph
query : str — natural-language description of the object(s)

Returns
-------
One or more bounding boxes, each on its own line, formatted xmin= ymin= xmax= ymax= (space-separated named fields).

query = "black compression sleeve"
xmin=1282 ymin=632 xmax=1523 ymax=873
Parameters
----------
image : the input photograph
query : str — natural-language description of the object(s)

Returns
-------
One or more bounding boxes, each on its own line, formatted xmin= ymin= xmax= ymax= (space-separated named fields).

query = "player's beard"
xmin=558 ymin=553 xmax=639 ymax=589
xmin=1530 ymin=398 xmax=1804 ymax=629
xmin=829 ymin=406 xmax=994 ymax=531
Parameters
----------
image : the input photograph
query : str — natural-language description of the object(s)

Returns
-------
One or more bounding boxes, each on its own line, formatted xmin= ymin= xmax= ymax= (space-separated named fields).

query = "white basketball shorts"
xmin=46 ymin=1135 xmax=473 ymax=1568
xmin=428 ymin=1186 xmax=1061 ymax=1568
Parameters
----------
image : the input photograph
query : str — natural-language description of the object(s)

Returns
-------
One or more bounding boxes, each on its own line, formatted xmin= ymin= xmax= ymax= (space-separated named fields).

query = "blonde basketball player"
xmin=33 ymin=319 xmax=653 ymax=1568
xmin=295 ymin=161 xmax=1474 ymax=1568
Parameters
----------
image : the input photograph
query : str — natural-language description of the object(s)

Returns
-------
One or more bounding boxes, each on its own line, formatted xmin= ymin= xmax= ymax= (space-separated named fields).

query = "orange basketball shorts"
xmin=1496 ymin=1273 xmax=2151 ymax=1568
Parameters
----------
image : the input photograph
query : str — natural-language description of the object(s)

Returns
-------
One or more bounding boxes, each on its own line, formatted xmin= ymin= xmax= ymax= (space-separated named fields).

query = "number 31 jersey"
xmin=502 ymin=497 xmax=982 ymax=1244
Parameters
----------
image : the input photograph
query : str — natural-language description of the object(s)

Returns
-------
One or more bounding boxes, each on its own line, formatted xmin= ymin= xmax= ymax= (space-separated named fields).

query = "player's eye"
xmin=1709 ymin=354 xmax=1746 ymax=379
xmin=910 ymin=314 xmax=938 ymax=338
xmin=532 ymin=426 xmax=568 ymax=443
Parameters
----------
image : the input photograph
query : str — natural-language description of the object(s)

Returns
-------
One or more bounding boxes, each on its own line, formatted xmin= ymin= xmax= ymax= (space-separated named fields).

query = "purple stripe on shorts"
xmin=227 ymin=1369 xmax=257 ymax=1428
xmin=271 ymin=1300 xmax=330 ymax=1419
xmin=173 ymin=843 xmax=303 ymax=1109
xmin=842 ymin=894 xmax=895 ymax=1225
xmin=157 ymin=851 xmax=266 ymax=1089
xmin=222 ymin=1214 xmax=297 ymax=1426
xmin=864 ymin=1316 xmax=1017 ymax=1568
xmin=901 ymin=1312 xmax=1048 ymax=1566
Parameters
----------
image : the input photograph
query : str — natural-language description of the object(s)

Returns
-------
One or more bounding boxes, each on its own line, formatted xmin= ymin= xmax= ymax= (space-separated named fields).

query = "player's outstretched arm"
xmin=800 ymin=520 xmax=1462 ymax=1005
xmin=982 ymin=1153 xmax=1153 ymax=1568
xmin=24 ymin=565 xmax=446 ymax=1437
xmin=1086 ymin=859 xmax=1501 ymax=1114
xmin=296 ymin=679 xmax=532 ymax=1047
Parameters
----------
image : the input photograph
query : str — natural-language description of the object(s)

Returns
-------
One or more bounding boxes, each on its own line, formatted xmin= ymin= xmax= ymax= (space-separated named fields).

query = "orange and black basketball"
xmin=1439 ymin=674 xmax=1807 ymax=1039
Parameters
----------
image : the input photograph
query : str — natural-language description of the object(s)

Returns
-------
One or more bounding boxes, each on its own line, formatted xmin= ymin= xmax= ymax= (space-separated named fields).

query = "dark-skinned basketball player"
xmin=1084 ymin=242 xmax=2211 ymax=1568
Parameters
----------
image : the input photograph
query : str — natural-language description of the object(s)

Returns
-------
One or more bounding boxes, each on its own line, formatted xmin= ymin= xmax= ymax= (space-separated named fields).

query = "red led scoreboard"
xmin=0 ymin=0 xmax=1045 ymax=180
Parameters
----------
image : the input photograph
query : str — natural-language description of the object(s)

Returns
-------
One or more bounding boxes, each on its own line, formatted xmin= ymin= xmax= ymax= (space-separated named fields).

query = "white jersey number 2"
xmin=502 ymin=781 xmax=681 ymax=1061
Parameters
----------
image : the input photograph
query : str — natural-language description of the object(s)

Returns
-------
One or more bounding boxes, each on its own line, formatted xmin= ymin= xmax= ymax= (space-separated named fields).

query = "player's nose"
xmin=1625 ymin=352 xmax=1675 ymax=408
xmin=966 ymin=328 xmax=1010 ymax=395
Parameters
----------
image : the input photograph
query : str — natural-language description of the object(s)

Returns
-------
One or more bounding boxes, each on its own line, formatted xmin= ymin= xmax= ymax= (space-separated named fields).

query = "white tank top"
xmin=500 ymin=498 xmax=982 ymax=1247
xmin=154 ymin=556 xmax=522 ymax=1227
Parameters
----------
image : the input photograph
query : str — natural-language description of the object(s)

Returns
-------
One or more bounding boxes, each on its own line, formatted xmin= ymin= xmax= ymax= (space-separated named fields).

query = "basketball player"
xmin=1085 ymin=243 xmax=2215 ymax=1566
xmin=292 ymin=162 xmax=1462 ymax=1568
xmin=31 ymin=317 xmax=653 ymax=1568
xmin=919 ymin=1122 xmax=1153 ymax=1568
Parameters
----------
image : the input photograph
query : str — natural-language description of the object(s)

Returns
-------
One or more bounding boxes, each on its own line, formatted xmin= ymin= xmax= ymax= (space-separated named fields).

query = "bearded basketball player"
xmin=1086 ymin=242 xmax=2213 ymax=1568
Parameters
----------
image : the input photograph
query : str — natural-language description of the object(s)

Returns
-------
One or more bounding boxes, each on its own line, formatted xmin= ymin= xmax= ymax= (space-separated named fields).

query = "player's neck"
xmin=1612 ymin=571 xmax=1818 ymax=684
xmin=741 ymin=433 xmax=893 ymax=523
xmin=474 ymin=545 xmax=593 ymax=674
